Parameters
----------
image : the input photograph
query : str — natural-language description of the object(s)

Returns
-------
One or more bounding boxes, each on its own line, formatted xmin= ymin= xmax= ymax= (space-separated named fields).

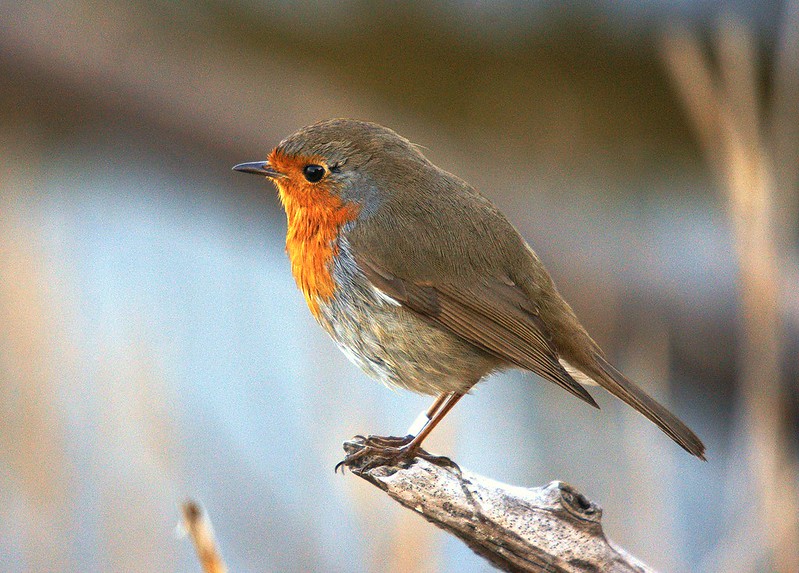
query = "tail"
xmin=587 ymin=353 xmax=706 ymax=460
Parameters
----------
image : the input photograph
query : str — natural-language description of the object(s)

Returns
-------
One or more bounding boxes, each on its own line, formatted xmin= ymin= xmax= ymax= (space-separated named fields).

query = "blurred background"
xmin=1 ymin=1 xmax=797 ymax=571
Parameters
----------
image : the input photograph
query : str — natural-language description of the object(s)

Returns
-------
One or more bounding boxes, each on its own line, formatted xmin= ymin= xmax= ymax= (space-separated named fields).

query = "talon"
xmin=336 ymin=434 xmax=461 ymax=474
xmin=333 ymin=456 xmax=349 ymax=475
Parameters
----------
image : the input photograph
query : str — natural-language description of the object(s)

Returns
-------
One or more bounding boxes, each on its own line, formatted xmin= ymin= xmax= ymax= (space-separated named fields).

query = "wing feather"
xmin=358 ymin=255 xmax=598 ymax=408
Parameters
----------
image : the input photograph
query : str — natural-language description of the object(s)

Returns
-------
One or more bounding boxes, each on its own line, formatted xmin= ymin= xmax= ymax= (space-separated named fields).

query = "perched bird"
xmin=234 ymin=119 xmax=706 ymax=464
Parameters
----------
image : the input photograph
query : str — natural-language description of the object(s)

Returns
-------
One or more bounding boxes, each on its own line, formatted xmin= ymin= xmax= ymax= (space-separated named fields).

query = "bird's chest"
xmin=283 ymin=200 xmax=359 ymax=318
xmin=312 ymin=233 xmax=391 ymax=332
xmin=313 ymin=236 xmax=496 ymax=394
xmin=313 ymin=238 xmax=416 ymax=385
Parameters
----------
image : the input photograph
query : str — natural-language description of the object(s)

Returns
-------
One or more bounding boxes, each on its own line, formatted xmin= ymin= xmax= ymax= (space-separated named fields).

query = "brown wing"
xmin=357 ymin=255 xmax=598 ymax=408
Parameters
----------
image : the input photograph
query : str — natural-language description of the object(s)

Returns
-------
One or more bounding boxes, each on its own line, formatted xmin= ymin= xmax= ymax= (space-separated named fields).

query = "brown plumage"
xmin=234 ymin=118 xmax=706 ymax=461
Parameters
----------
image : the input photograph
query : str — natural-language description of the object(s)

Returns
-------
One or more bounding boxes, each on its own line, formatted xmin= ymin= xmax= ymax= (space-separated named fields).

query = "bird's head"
xmin=234 ymin=118 xmax=429 ymax=216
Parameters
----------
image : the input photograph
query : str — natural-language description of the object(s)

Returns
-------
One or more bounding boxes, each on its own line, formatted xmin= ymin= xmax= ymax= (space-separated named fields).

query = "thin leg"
xmin=406 ymin=391 xmax=452 ymax=436
xmin=337 ymin=391 xmax=465 ymax=472
xmin=404 ymin=392 xmax=464 ymax=453
xmin=425 ymin=392 xmax=451 ymax=418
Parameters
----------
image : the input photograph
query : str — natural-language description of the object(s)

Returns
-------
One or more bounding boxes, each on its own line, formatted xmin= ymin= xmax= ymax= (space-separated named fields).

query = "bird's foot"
xmin=336 ymin=434 xmax=460 ymax=474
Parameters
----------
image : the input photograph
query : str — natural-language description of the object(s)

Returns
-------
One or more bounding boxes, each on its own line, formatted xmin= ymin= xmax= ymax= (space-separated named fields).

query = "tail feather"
xmin=588 ymin=353 xmax=706 ymax=460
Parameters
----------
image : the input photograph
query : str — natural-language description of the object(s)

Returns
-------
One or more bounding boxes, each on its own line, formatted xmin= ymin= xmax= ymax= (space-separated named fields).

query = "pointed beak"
xmin=232 ymin=161 xmax=285 ymax=179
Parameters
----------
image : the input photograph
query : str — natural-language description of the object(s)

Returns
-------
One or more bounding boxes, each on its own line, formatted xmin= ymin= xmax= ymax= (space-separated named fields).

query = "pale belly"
xmin=314 ymin=242 xmax=502 ymax=395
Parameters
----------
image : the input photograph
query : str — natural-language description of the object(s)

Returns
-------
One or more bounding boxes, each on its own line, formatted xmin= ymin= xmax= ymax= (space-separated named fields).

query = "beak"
xmin=232 ymin=161 xmax=285 ymax=179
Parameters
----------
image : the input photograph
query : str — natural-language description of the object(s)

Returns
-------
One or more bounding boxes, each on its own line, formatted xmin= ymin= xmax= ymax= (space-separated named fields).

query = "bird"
xmin=233 ymin=118 xmax=706 ymax=466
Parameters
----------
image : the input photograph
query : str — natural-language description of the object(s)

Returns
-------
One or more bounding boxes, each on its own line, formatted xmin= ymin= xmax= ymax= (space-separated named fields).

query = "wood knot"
xmin=545 ymin=481 xmax=603 ymax=522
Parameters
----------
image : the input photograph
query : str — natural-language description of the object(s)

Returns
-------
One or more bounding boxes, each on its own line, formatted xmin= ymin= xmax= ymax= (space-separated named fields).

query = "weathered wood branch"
xmin=342 ymin=437 xmax=655 ymax=573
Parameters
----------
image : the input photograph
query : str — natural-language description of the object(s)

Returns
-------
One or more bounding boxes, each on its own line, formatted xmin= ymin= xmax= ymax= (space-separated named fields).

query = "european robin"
xmin=234 ymin=119 xmax=706 ymax=465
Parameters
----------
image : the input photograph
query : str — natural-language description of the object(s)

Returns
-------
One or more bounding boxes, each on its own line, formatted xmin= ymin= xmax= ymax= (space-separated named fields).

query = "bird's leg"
xmin=403 ymin=391 xmax=463 ymax=453
xmin=337 ymin=392 xmax=464 ymax=473
xmin=348 ymin=392 xmax=453 ymax=449
xmin=406 ymin=391 xmax=451 ymax=436
xmin=365 ymin=391 xmax=451 ymax=448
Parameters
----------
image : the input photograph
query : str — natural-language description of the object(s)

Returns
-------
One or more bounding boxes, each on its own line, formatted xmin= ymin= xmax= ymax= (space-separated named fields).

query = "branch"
xmin=342 ymin=437 xmax=655 ymax=573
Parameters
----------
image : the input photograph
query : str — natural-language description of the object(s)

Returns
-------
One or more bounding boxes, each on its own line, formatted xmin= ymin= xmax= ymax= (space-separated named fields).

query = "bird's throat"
xmin=277 ymin=180 xmax=360 ymax=318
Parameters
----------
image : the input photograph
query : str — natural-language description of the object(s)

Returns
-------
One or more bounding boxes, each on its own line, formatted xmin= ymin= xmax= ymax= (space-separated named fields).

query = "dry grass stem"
xmin=182 ymin=501 xmax=228 ymax=573
xmin=661 ymin=16 xmax=799 ymax=573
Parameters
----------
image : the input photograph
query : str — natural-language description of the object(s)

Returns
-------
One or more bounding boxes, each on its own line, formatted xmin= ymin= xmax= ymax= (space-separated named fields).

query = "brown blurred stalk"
xmin=182 ymin=501 xmax=228 ymax=573
xmin=662 ymin=14 xmax=799 ymax=573
xmin=0 ymin=133 xmax=76 ymax=571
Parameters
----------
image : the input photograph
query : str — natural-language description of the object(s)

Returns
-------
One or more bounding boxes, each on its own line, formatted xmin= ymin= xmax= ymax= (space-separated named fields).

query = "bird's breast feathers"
xmin=274 ymin=175 xmax=360 ymax=318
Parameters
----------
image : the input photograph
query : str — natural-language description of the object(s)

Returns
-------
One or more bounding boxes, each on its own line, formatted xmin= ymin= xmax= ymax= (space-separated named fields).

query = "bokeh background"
xmin=1 ymin=1 xmax=798 ymax=572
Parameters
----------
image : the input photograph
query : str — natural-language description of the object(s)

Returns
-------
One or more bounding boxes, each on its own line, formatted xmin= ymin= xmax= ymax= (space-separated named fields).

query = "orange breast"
xmin=269 ymin=151 xmax=360 ymax=318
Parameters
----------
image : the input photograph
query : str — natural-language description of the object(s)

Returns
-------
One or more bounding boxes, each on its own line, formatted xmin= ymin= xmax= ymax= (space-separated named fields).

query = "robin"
xmin=234 ymin=119 xmax=706 ymax=466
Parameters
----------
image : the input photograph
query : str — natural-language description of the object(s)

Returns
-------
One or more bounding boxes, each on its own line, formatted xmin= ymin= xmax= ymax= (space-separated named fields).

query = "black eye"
xmin=303 ymin=164 xmax=325 ymax=183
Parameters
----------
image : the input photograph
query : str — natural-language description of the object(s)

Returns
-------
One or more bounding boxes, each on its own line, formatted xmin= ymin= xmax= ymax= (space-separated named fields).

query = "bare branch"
xmin=342 ymin=437 xmax=655 ymax=573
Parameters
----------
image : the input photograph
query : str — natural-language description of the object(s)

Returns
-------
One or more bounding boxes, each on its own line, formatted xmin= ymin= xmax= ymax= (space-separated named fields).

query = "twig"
xmin=181 ymin=500 xmax=228 ymax=573
xmin=342 ymin=437 xmax=655 ymax=573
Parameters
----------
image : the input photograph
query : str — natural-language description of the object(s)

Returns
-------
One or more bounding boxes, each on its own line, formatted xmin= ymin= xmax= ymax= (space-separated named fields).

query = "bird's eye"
xmin=303 ymin=164 xmax=325 ymax=183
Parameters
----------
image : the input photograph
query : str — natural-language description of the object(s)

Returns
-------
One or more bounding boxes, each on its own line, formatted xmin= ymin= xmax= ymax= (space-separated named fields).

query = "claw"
xmin=336 ymin=435 xmax=461 ymax=474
